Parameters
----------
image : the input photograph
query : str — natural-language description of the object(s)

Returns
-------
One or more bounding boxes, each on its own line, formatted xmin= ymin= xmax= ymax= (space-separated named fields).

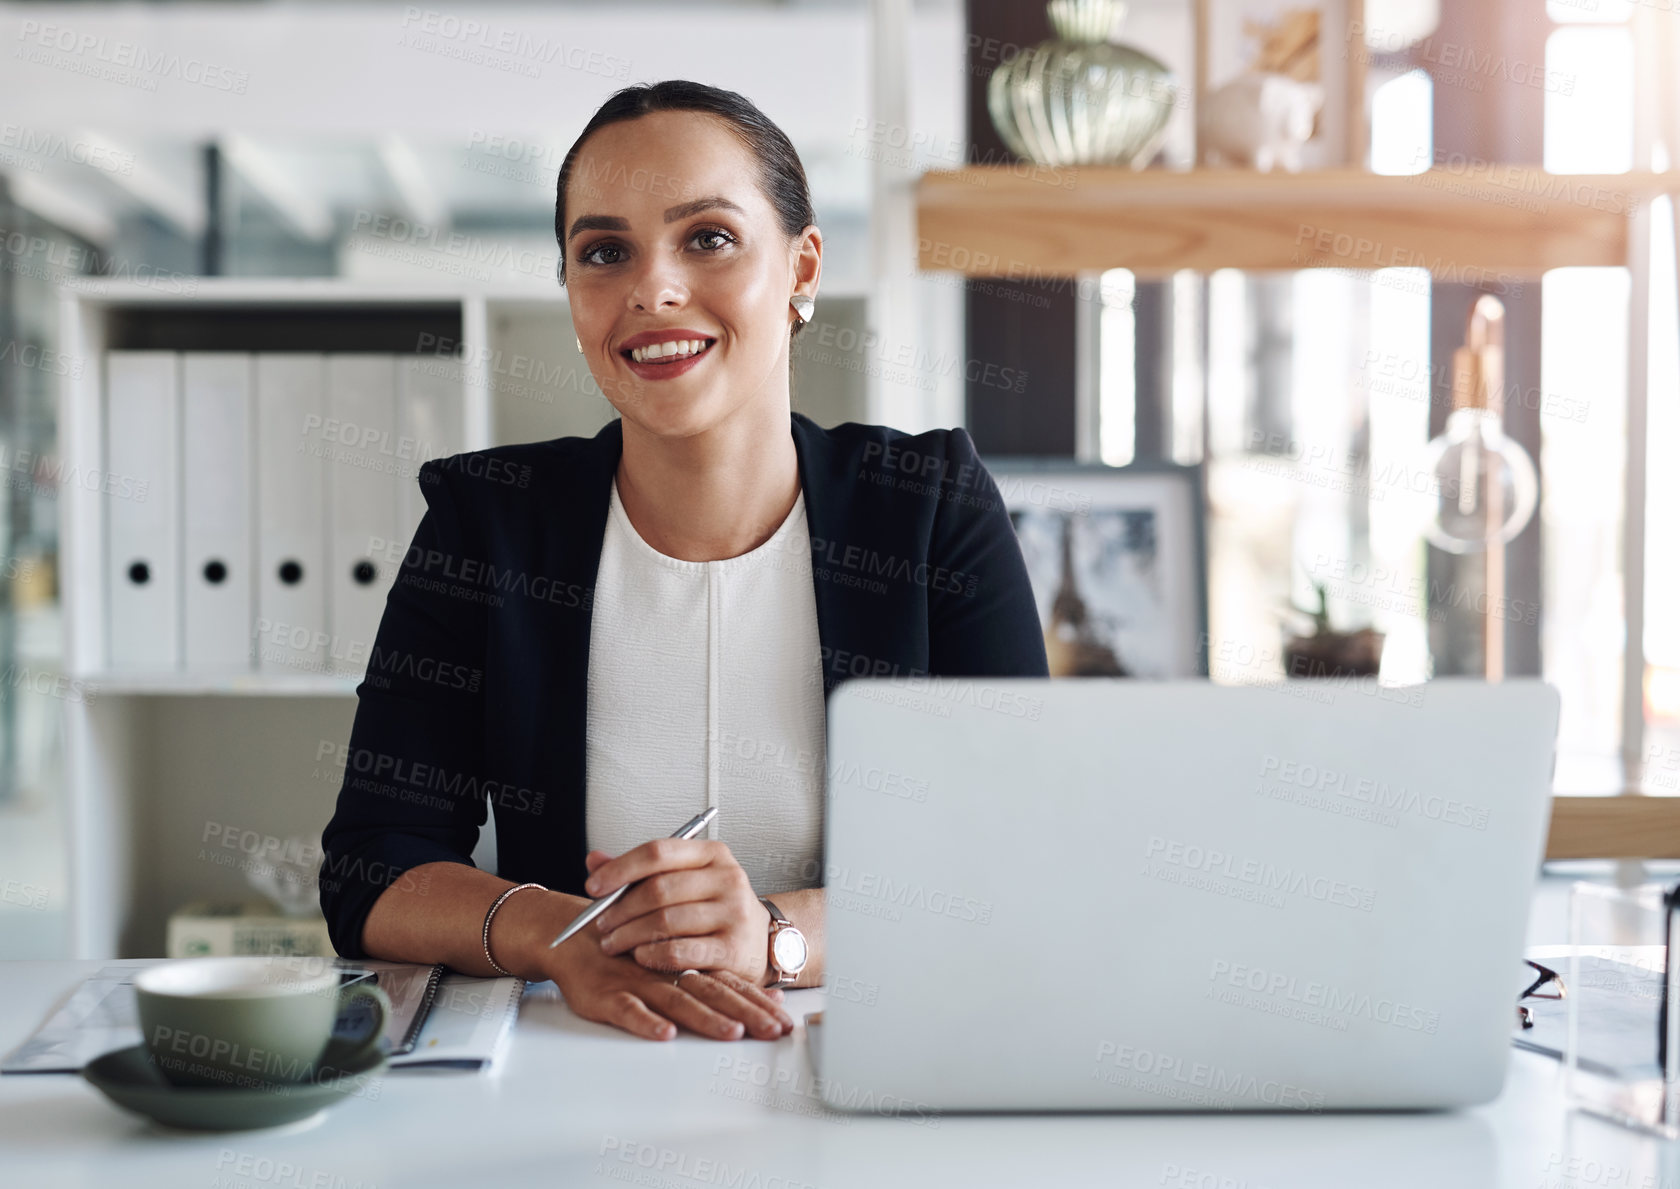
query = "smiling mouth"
xmin=624 ymin=337 xmax=715 ymax=364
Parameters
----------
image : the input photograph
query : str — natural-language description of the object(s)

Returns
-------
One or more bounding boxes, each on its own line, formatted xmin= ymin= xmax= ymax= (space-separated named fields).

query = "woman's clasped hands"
xmin=550 ymin=837 xmax=792 ymax=1042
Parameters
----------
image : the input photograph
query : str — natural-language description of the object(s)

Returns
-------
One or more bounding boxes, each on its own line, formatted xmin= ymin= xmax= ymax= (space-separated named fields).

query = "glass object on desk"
xmin=1565 ymin=881 xmax=1680 ymax=1139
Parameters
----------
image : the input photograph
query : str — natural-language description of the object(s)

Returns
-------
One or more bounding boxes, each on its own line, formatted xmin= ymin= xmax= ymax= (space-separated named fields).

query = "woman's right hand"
xmin=548 ymin=924 xmax=794 ymax=1042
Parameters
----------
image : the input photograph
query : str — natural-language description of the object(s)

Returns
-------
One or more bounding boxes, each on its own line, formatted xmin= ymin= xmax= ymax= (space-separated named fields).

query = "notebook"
xmin=2 ymin=958 xmax=523 ymax=1075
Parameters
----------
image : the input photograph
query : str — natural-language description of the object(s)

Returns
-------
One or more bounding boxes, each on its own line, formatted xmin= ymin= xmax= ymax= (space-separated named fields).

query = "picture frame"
xmin=1193 ymin=0 xmax=1367 ymax=169
xmin=988 ymin=460 xmax=1209 ymax=679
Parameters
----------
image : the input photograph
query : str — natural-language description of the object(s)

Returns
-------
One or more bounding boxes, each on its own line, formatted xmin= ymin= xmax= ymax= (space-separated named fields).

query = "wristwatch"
xmin=760 ymin=897 xmax=808 ymax=987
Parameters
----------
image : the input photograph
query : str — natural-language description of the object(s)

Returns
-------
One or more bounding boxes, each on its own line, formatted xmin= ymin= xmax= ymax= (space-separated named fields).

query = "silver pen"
xmin=547 ymin=806 xmax=718 ymax=949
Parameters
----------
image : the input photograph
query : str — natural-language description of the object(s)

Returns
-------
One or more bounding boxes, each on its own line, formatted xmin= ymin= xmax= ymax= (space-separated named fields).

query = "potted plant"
xmin=1282 ymin=580 xmax=1384 ymax=679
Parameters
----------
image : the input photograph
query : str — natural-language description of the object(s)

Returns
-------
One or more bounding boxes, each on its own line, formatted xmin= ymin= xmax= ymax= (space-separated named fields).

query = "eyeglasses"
xmin=1517 ymin=958 xmax=1566 ymax=1029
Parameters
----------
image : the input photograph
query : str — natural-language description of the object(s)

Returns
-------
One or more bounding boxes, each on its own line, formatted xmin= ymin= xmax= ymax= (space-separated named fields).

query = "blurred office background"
xmin=0 ymin=0 xmax=1676 ymax=959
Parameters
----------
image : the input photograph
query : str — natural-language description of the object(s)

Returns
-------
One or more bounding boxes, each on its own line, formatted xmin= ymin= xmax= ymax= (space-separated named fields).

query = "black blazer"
xmin=318 ymin=411 xmax=1049 ymax=958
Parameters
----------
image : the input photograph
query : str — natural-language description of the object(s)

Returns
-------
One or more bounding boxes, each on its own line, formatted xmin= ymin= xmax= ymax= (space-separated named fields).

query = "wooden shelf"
xmin=917 ymin=167 xmax=1680 ymax=278
xmin=1547 ymin=795 xmax=1680 ymax=861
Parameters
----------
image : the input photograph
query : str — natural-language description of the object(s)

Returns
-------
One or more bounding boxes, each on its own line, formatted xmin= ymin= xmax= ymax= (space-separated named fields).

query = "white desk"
xmin=0 ymin=958 xmax=1675 ymax=1188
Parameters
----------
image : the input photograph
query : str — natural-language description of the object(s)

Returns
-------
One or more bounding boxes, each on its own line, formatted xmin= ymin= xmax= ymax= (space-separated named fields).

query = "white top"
xmin=585 ymin=476 xmax=826 ymax=895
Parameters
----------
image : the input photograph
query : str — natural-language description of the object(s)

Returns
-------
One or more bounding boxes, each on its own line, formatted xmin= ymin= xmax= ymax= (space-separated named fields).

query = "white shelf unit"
xmin=57 ymin=278 xmax=878 ymax=958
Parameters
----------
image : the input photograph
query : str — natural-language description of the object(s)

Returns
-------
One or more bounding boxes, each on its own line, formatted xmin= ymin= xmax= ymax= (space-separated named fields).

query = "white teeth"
xmin=630 ymin=338 xmax=710 ymax=364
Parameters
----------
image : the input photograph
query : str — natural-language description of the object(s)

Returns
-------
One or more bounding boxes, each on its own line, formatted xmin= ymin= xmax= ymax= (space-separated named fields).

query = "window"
xmin=1094 ymin=9 xmax=1674 ymax=802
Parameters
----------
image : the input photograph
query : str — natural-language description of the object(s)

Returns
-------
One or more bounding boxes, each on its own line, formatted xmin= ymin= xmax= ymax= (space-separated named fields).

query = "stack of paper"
xmin=1512 ymin=955 xmax=1664 ymax=1080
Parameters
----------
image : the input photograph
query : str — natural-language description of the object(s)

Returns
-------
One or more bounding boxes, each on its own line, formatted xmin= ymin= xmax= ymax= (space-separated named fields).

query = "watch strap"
xmin=759 ymin=897 xmax=798 ymax=987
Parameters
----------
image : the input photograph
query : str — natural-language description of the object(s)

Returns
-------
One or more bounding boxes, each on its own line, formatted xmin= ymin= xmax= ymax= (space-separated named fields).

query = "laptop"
xmin=811 ymin=677 xmax=1560 ymax=1113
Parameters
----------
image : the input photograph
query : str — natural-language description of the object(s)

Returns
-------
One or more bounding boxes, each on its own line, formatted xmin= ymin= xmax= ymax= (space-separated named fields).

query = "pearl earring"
xmin=790 ymin=294 xmax=814 ymax=323
xmin=575 ymin=336 xmax=583 ymax=353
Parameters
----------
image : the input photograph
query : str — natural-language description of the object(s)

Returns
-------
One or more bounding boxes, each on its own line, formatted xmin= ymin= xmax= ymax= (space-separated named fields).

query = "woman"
xmin=319 ymin=80 xmax=1048 ymax=1043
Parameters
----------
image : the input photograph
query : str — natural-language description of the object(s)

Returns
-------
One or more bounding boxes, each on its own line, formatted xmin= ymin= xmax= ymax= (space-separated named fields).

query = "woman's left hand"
xmin=584 ymin=839 xmax=770 ymax=985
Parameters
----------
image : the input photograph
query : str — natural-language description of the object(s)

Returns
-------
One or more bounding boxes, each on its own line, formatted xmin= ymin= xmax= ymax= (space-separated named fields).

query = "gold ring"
xmin=673 ymin=968 xmax=701 ymax=987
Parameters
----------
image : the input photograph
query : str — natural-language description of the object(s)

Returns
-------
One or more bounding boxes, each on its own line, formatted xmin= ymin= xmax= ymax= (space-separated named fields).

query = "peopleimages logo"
xmin=1143 ymin=836 xmax=1377 ymax=912
xmin=1257 ymin=755 xmax=1490 ymax=831
xmin=1207 ymin=959 xmax=1440 ymax=1035
xmin=773 ymin=857 xmax=992 ymax=925
xmin=711 ymin=1055 xmax=940 ymax=1127
xmin=1090 ymin=1040 xmax=1324 ymax=1112
xmin=810 ymin=536 xmax=978 ymax=598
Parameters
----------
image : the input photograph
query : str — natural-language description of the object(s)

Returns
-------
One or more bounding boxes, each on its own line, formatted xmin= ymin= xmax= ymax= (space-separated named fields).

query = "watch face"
xmin=772 ymin=927 xmax=809 ymax=973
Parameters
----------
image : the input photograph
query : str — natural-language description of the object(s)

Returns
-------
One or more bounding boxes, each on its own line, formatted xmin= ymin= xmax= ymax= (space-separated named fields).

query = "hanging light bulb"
xmin=1420 ymin=296 xmax=1538 ymax=554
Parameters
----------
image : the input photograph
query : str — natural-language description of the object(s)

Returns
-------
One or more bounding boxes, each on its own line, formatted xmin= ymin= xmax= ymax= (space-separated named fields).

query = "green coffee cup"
xmin=134 ymin=956 xmax=390 ymax=1090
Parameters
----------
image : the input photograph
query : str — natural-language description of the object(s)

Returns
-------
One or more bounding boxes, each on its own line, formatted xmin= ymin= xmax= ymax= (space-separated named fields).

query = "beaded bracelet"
xmin=482 ymin=882 xmax=546 ymax=976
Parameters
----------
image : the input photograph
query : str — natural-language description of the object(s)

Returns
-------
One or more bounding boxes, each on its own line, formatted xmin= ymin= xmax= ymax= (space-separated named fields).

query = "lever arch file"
xmin=106 ymin=351 xmax=181 ymax=671
xmin=325 ymin=355 xmax=402 ymax=677
xmin=397 ymin=352 xmax=465 ymax=542
xmin=255 ymin=353 xmax=328 ymax=675
xmin=181 ymin=353 xmax=255 ymax=670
